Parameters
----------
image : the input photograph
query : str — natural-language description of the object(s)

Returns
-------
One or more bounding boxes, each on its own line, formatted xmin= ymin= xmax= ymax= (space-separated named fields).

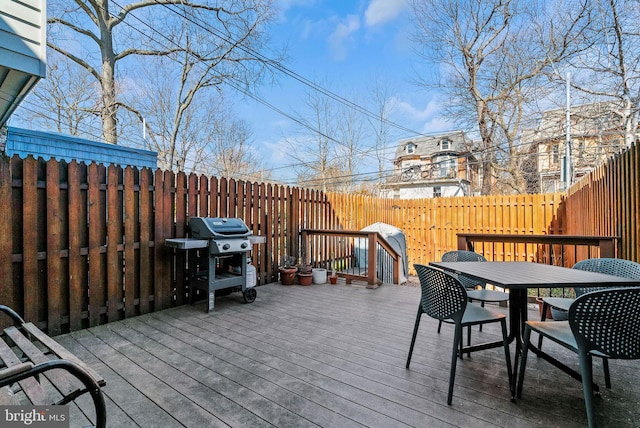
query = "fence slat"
xmin=87 ymin=163 xmax=105 ymax=327
xmin=22 ymin=157 xmax=40 ymax=323
xmin=138 ymin=168 xmax=152 ymax=315
xmin=67 ymin=161 xmax=84 ymax=331
xmin=124 ymin=167 xmax=137 ymax=318
xmin=106 ymin=165 xmax=121 ymax=322
xmin=46 ymin=159 xmax=63 ymax=334
xmin=0 ymin=157 xmax=15 ymax=324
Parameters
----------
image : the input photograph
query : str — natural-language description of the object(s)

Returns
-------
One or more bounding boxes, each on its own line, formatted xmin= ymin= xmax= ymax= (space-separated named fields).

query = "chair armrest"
xmin=0 ymin=359 xmax=106 ymax=428
xmin=0 ymin=305 xmax=26 ymax=326
xmin=0 ymin=362 xmax=34 ymax=380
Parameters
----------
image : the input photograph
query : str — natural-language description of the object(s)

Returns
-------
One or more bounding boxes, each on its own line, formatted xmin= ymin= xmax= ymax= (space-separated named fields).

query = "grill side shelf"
xmin=165 ymin=238 xmax=209 ymax=249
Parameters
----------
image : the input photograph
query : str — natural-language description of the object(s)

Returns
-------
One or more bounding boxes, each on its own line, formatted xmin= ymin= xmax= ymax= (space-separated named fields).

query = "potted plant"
xmin=328 ymin=257 xmax=338 ymax=284
xmin=278 ymin=256 xmax=298 ymax=285
xmin=329 ymin=270 xmax=338 ymax=284
xmin=297 ymin=261 xmax=313 ymax=286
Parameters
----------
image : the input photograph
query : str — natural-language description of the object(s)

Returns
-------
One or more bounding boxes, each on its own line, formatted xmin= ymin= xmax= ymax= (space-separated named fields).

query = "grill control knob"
xmin=241 ymin=242 xmax=248 ymax=249
xmin=222 ymin=243 xmax=230 ymax=250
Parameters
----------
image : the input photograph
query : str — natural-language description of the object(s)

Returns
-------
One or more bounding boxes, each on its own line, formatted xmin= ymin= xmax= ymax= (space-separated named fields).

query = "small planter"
xmin=329 ymin=275 xmax=338 ymax=285
xmin=279 ymin=267 xmax=297 ymax=285
xmin=298 ymin=273 xmax=313 ymax=286
xmin=312 ymin=268 xmax=327 ymax=284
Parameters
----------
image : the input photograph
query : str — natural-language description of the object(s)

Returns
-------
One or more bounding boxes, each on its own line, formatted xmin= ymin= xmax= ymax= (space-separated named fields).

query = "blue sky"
xmin=233 ymin=0 xmax=451 ymax=180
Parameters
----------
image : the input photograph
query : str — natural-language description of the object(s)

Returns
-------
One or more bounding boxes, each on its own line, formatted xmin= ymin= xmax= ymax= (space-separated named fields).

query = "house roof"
xmin=394 ymin=131 xmax=472 ymax=160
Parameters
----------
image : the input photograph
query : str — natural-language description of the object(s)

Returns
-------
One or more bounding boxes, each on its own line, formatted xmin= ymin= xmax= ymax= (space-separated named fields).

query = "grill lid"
xmin=189 ymin=217 xmax=251 ymax=239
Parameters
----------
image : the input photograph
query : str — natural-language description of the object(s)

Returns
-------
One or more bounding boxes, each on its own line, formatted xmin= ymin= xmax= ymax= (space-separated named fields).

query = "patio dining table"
xmin=429 ymin=261 xmax=640 ymax=397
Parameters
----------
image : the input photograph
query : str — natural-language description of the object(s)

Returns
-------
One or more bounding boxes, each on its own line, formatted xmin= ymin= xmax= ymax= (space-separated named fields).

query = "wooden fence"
xmin=0 ymin=142 xmax=637 ymax=334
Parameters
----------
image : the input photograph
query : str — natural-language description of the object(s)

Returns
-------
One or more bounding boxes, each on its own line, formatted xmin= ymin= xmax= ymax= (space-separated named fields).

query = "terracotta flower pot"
xmin=298 ymin=273 xmax=313 ymax=286
xmin=279 ymin=267 xmax=297 ymax=285
xmin=329 ymin=275 xmax=338 ymax=284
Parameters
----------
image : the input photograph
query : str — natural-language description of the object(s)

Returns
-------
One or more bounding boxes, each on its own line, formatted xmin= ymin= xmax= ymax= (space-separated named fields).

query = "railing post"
xmin=599 ymin=239 xmax=615 ymax=258
xmin=301 ymin=229 xmax=309 ymax=265
xmin=393 ymin=256 xmax=400 ymax=285
xmin=458 ymin=235 xmax=472 ymax=251
xmin=367 ymin=232 xmax=378 ymax=288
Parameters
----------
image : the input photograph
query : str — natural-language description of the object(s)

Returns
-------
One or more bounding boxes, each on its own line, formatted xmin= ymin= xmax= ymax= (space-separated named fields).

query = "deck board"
xmin=56 ymin=281 xmax=640 ymax=427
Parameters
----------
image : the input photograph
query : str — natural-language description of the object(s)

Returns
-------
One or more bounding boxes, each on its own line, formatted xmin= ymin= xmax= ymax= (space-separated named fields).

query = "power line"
xmin=154 ymin=1 xmax=427 ymax=139
xmin=20 ymin=1 xmax=623 ymax=190
xmin=98 ymin=0 xmax=404 ymax=169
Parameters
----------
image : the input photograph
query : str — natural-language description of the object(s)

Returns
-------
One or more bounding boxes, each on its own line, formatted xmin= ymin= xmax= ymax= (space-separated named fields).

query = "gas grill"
xmin=165 ymin=217 xmax=257 ymax=312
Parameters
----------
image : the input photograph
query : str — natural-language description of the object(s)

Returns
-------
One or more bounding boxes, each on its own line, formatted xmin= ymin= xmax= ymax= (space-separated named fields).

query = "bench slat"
xmin=21 ymin=323 xmax=105 ymax=386
xmin=0 ymin=336 xmax=48 ymax=404
xmin=5 ymin=326 xmax=79 ymax=397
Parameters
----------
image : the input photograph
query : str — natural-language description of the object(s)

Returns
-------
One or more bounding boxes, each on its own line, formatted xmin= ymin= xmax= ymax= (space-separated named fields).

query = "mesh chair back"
xmin=414 ymin=264 xmax=467 ymax=323
xmin=442 ymin=250 xmax=487 ymax=262
xmin=441 ymin=251 xmax=487 ymax=289
xmin=569 ymin=287 xmax=640 ymax=359
xmin=573 ymin=258 xmax=640 ymax=296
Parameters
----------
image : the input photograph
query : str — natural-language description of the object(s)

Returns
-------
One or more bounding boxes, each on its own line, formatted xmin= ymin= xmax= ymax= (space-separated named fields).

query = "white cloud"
xmin=364 ymin=0 xmax=409 ymax=27
xmin=394 ymin=97 xmax=439 ymax=122
xmin=392 ymin=97 xmax=454 ymax=135
xmin=327 ymin=14 xmax=361 ymax=60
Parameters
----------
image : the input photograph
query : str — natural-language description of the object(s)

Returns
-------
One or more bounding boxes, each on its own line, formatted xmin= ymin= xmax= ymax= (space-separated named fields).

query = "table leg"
xmin=508 ymin=289 xmax=600 ymax=397
xmin=508 ymin=289 xmax=528 ymax=398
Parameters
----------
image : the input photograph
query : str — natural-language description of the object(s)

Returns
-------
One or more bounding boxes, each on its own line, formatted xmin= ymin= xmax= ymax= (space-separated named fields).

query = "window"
xmin=551 ymin=144 xmax=559 ymax=164
xmin=440 ymin=139 xmax=450 ymax=151
xmin=578 ymin=140 xmax=585 ymax=160
xmin=433 ymin=186 xmax=442 ymax=197
xmin=436 ymin=157 xmax=457 ymax=177
xmin=406 ymin=143 xmax=415 ymax=154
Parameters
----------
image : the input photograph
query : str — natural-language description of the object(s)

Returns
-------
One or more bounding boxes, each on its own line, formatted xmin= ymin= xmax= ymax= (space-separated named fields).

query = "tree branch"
xmin=47 ymin=43 xmax=102 ymax=82
xmin=115 ymin=47 xmax=184 ymax=61
xmin=47 ymin=17 xmax=102 ymax=46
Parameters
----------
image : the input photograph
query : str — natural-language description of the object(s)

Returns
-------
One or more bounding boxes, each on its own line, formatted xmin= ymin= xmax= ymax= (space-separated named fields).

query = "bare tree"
xmin=286 ymin=87 xmax=336 ymax=192
xmin=333 ymin=96 xmax=367 ymax=192
xmin=410 ymin=0 xmax=593 ymax=194
xmin=286 ymin=84 xmax=367 ymax=192
xmin=47 ymin=0 xmax=277 ymax=145
xmin=367 ymin=74 xmax=399 ymax=191
xmin=203 ymin=111 xmax=271 ymax=182
xmin=24 ymin=53 xmax=101 ymax=138
xmin=560 ymin=0 xmax=640 ymax=148
xmin=136 ymin=65 xmax=268 ymax=181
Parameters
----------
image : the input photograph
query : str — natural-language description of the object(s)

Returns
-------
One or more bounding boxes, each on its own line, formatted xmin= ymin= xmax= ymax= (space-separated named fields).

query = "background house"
xmin=380 ymin=131 xmax=479 ymax=199
xmin=522 ymin=101 xmax=638 ymax=193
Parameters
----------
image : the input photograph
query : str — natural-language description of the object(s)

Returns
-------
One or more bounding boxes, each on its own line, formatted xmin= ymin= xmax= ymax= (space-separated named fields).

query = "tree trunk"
xmin=98 ymin=1 xmax=118 ymax=145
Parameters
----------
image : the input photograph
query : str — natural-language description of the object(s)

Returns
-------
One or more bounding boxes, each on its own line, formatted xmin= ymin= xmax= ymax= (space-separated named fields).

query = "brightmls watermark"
xmin=1 ymin=406 xmax=69 ymax=427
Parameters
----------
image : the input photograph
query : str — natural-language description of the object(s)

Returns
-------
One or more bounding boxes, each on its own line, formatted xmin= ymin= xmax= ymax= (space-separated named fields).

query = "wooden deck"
xmin=57 ymin=280 xmax=640 ymax=427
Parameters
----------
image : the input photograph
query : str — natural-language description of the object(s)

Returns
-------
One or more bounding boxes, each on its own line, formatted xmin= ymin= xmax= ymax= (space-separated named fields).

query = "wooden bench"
xmin=0 ymin=305 xmax=106 ymax=427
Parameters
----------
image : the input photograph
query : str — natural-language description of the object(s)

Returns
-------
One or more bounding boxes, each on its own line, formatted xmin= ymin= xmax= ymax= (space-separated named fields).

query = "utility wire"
xmin=18 ymin=1 xmax=623 ymax=187
xmin=154 ymin=0 xmax=427 ymax=138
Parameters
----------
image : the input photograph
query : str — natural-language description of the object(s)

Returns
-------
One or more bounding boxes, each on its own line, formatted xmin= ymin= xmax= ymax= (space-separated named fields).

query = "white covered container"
xmin=312 ymin=268 xmax=327 ymax=284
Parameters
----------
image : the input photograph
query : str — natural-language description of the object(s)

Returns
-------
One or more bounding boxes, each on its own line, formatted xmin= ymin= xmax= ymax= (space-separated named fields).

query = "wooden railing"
xmin=457 ymin=233 xmax=620 ymax=266
xmin=300 ymin=229 xmax=402 ymax=287
xmin=457 ymin=233 xmax=621 ymax=299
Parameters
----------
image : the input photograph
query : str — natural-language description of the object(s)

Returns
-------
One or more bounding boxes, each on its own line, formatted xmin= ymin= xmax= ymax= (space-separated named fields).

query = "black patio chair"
xmin=517 ymin=286 xmax=640 ymax=428
xmin=539 ymin=258 xmax=640 ymax=322
xmin=439 ymin=251 xmax=509 ymax=337
xmin=538 ymin=258 xmax=640 ymax=388
xmin=406 ymin=264 xmax=513 ymax=405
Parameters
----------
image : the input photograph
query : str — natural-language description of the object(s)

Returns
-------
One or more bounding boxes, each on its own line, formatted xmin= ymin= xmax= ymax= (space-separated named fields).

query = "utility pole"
xmin=563 ymin=72 xmax=573 ymax=190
